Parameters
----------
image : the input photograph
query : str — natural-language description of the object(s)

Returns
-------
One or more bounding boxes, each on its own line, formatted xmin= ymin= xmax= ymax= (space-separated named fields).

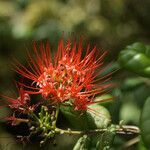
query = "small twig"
xmin=116 ymin=125 xmax=140 ymax=134
xmin=55 ymin=125 xmax=140 ymax=135
xmin=11 ymin=117 xmax=140 ymax=139
xmin=7 ymin=118 xmax=29 ymax=123
xmin=15 ymin=118 xmax=29 ymax=123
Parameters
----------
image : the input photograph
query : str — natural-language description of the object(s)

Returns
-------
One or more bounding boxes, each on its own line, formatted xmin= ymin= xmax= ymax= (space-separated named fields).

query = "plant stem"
xmin=55 ymin=125 xmax=140 ymax=135
xmin=30 ymin=111 xmax=39 ymax=122
xmin=12 ymin=117 xmax=140 ymax=136
xmin=116 ymin=125 xmax=140 ymax=134
xmin=10 ymin=118 xmax=29 ymax=123
xmin=53 ymin=104 xmax=59 ymax=128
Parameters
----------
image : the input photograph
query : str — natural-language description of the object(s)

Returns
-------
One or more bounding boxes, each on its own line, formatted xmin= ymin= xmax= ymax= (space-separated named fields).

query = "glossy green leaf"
xmin=60 ymin=104 xmax=89 ymax=130
xmin=87 ymin=104 xmax=111 ymax=129
xmin=140 ymin=97 xmax=150 ymax=149
xmin=60 ymin=103 xmax=111 ymax=130
xmin=118 ymin=42 xmax=150 ymax=77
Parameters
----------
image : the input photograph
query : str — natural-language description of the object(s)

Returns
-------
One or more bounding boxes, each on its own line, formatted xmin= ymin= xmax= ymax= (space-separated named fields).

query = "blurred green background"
xmin=0 ymin=0 xmax=150 ymax=149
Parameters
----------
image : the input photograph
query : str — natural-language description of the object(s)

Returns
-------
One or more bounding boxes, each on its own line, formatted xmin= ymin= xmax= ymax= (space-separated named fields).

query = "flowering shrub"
xmin=1 ymin=38 xmax=149 ymax=149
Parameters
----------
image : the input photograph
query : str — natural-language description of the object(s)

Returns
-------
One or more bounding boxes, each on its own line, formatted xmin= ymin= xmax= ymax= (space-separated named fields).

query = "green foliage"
xmin=60 ymin=104 xmax=89 ymax=130
xmin=118 ymin=42 xmax=150 ymax=77
xmin=87 ymin=103 xmax=111 ymax=129
xmin=61 ymin=103 xmax=114 ymax=149
xmin=120 ymin=101 xmax=140 ymax=124
xmin=60 ymin=103 xmax=111 ymax=130
xmin=138 ymin=139 xmax=148 ymax=150
xmin=96 ymin=125 xmax=116 ymax=150
xmin=140 ymin=97 xmax=150 ymax=149
xmin=73 ymin=125 xmax=116 ymax=150
xmin=73 ymin=135 xmax=91 ymax=150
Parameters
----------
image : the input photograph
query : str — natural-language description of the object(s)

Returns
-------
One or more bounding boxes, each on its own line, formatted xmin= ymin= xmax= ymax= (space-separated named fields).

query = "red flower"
xmin=1 ymin=86 xmax=30 ymax=110
xmin=14 ymin=37 xmax=113 ymax=110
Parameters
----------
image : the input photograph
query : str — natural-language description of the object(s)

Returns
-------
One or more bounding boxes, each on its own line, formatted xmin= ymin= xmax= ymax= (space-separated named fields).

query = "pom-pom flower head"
xmin=14 ymin=37 xmax=113 ymax=111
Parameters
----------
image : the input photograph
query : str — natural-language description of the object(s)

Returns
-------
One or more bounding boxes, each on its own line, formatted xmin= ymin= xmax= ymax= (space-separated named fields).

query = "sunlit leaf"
xmin=118 ymin=42 xmax=150 ymax=78
xmin=87 ymin=104 xmax=111 ymax=129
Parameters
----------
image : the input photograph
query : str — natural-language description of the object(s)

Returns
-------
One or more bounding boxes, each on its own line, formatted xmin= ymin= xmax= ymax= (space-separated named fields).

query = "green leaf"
xmin=87 ymin=104 xmax=111 ymax=129
xmin=120 ymin=101 xmax=140 ymax=124
xmin=140 ymin=97 xmax=150 ymax=149
xmin=73 ymin=135 xmax=91 ymax=150
xmin=89 ymin=125 xmax=116 ymax=150
xmin=96 ymin=128 xmax=116 ymax=149
xmin=60 ymin=104 xmax=89 ymax=130
xmin=73 ymin=125 xmax=116 ymax=150
xmin=60 ymin=103 xmax=111 ymax=130
xmin=118 ymin=42 xmax=150 ymax=78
